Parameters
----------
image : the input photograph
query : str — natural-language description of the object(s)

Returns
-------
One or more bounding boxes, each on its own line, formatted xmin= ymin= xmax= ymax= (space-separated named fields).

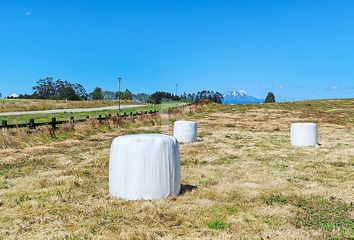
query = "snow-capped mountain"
xmin=222 ymin=90 xmax=263 ymax=104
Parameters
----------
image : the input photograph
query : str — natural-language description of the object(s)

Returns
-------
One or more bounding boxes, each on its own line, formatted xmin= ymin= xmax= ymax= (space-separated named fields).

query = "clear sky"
xmin=0 ymin=0 xmax=353 ymax=101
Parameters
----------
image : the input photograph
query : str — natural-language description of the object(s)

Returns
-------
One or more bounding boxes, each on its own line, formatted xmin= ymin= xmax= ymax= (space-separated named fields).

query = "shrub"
xmin=264 ymin=92 xmax=276 ymax=103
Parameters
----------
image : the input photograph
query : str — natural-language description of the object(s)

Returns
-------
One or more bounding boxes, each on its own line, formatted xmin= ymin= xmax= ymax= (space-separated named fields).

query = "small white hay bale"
xmin=109 ymin=134 xmax=181 ymax=200
xmin=290 ymin=123 xmax=318 ymax=147
xmin=173 ymin=120 xmax=198 ymax=143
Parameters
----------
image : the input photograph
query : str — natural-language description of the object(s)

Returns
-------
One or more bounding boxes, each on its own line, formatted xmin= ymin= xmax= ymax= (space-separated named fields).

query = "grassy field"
xmin=0 ymin=102 xmax=181 ymax=125
xmin=0 ymin=99 xmax=141 ymax=113
xmin=0 ymin=99 xmax=353 ymax=239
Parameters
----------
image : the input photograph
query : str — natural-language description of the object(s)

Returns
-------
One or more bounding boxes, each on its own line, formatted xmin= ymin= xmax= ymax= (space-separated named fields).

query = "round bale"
xmin=173 ymin=120 xmax=198 ymax=143
xmin=290 ymin=122 xmax=318 ymax=147
xmin=109 ymin=134 xmax=181 ymax=200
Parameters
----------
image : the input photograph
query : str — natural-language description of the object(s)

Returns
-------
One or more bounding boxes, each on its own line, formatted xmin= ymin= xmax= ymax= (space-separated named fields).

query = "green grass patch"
xmin=290 ymin=196 xmax=353 ymax=238
xmin=207 ymin=219 xmax=229 ymax=230
xmin=264 ymin=194 xmax=288 ymax=205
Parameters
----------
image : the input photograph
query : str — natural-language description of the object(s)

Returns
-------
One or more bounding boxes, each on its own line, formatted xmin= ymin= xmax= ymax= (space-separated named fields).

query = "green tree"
xmin=116 ymin=89 xmax=133 ymax=100
xmin=33 ymin=77 xmax=56 ymax=99
xmin=265 ymin=92 xmax=276 ymax=103
xmin=90 ymin=87 xmax=104 ymax=100
xmin=57 ymin=86 xmax=80 ymax=100
xmin=31 ymin=77 xmax=87 ymax=100
xmin=73 ymin=84 xmax=88 ymax=100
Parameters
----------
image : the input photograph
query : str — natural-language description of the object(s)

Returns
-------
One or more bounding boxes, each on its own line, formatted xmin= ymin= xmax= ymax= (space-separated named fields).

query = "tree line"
xmin=17 ymin=77 xmax=136 ymax=101
xmin=181 ymin=90 xmax=223 ymax=104
xmin=18 ymin=77 xmax=88 ymax=101
xmin=13 ymin=77 xmax=225 ymax=104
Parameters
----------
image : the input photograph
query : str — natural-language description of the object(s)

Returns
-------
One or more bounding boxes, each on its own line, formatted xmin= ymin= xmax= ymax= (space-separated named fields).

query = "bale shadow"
xmin=179 ymin=184 xmax=198 ymax=195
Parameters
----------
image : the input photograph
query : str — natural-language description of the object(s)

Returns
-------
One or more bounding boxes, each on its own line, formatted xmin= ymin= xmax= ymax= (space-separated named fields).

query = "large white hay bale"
xmin=109 ymin=134 xmax=181 ymax=200
xmin=173 ymin=120 xmax=197 ymax=143
xmin=290 ymin=123 xmax=318 ymax=147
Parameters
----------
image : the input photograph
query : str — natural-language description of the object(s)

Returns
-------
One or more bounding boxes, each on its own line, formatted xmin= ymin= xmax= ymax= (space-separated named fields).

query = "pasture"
xmin=0 ymin=102 xmax=180 ymax=126
xmin=0 ymin=99 xmax=141 ymax=113
xmin=0 ymin=99 xmax=353 ymax=239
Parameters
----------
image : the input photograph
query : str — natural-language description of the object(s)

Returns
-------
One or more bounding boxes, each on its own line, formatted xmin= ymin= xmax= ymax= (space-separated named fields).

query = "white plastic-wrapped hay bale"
xmin=173 ymin=120 xmax=197 ymax=143
xmin=109 ymin=134 xmax=181 ymax=200
xmin=290 ymin=123 xmax=318 ymax=147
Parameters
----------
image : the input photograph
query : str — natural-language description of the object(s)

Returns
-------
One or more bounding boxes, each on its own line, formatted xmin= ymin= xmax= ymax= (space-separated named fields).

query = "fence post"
xmin=1 ymin=120 xmax=7 ymax=129
xmin=51 ymin=117 xmax=57 ymax=129
xmin=29 ymin=119 xmax=35 ymax=129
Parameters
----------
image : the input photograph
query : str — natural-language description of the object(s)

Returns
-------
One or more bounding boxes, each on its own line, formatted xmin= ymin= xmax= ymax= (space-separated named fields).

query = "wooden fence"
xmin=1 ymin=104 xmax=191 ymax=130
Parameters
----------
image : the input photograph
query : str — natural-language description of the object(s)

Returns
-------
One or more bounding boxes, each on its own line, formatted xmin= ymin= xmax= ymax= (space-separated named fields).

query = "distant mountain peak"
xmin=223 ymin=90 xmax=247 ymax=97
xmin=222 ymin=90 xmax=262 ymax=104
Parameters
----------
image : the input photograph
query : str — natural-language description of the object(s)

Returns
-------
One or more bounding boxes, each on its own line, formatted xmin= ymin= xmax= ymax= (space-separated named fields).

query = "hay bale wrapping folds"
xmin=173 ymin=120 xmax=198 ymax=143
xmin=109 ymin=134 xmax=181 ymax=200
xmin=290 ymin=122 xmax=318 ymax=147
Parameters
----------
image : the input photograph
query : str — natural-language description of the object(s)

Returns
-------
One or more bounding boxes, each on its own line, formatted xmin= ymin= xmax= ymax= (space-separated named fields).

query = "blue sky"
xmin=0 ymin=0 xmax=353 ymax=101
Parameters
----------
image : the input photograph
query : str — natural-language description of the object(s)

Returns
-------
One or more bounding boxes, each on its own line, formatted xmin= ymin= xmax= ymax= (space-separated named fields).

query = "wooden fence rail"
xmin=0 ymin=104 xmax=191 ymax=130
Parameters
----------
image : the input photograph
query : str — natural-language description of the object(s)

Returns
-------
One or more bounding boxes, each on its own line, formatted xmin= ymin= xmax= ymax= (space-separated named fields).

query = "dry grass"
xmin=0 ymin=99 xmax=142 ymax=113
xmin=0 ymin=99 xmax=353 ymax=239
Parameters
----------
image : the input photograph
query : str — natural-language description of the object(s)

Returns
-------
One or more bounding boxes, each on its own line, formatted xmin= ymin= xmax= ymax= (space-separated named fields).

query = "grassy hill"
xmin=0 ymin=99 xmax=353 ymax=239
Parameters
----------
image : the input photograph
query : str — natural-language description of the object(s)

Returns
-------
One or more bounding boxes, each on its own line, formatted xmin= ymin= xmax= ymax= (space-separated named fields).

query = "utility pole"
xmin=118 ymin=77 xmax=122 ymax=110
xmin=175 ymin=83 xmax=178 ymax=96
